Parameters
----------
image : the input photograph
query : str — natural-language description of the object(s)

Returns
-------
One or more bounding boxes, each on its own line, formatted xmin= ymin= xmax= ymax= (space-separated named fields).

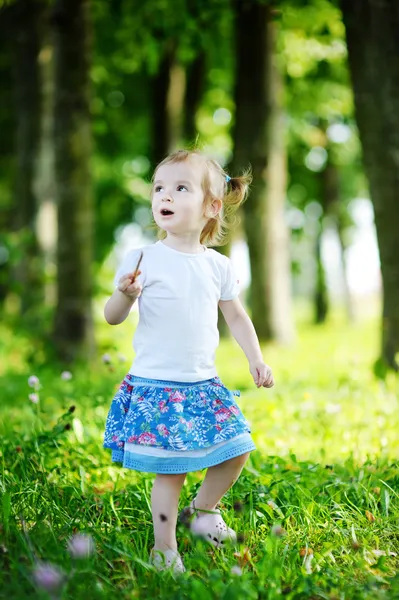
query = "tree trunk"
xmin=323 ymin=158 xmax=355 ymax=323
xmin=341 ymin=0 xmax=399 ymax=370
xmin=12 ymin=0 xmax=44 ymax=314
xmin=151 ymin=45 xmax=185 ymax=165
xmin=232 ymin=0 xmax=292 ymax=342
xmin=52 ymin=0 xmax=94 ymax=362
xmin=34 ymin=37 xmax=57 ymax=308
xmin=183 ymin=53 xmax=206 ymax=145
xmin=265 ymin=37 xmax=294 ymax=343
xmin=336 ymin=213 xmax=355 ymax=323
xmin=314 ymin=225 xmax=328 ymax=324
xmin=0 ymin=5 xmax=16 ymax=309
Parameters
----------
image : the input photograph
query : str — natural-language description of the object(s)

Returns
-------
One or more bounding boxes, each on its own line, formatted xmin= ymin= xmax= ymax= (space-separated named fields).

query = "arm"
xmin=104 ymin=289 xmax=137 ymax=325
xmin=104 ymin=271 xmax=142 ymax=325
xmin=219 ymin=297 xmax=274 ymax=388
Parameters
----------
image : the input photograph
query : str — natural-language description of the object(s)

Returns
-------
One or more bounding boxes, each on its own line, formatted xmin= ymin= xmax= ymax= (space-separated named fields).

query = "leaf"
xmin=72 ymin=418 xmax=85 ymax=444
xmin=2 ymin=492 xmax=11 ymax=534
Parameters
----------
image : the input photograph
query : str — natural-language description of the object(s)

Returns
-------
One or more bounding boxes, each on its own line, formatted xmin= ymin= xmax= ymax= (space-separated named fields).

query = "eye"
xmin=177 ymin=185 xmax=188 ymax=192
xmin=154 ymin=185 xmax=164 ymax=193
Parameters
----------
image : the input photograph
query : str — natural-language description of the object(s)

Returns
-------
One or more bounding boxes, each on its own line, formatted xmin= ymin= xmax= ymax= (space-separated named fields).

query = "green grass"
xmin=1 ymin=307 xmax=399 ymax=599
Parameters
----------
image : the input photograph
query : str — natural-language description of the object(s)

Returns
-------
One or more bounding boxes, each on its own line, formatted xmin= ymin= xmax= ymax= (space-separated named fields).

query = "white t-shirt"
xmin=114 ymin=240 xmax=240 ymax=382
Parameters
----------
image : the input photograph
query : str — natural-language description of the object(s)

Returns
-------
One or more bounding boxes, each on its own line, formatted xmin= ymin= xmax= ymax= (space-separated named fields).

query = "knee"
xmin=155 ymin=472 xmax=187 ymax=486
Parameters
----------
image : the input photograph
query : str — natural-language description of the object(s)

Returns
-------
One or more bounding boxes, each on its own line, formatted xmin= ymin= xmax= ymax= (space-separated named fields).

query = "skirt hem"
xmin=109 ymin=436 xmax=256 ymax=474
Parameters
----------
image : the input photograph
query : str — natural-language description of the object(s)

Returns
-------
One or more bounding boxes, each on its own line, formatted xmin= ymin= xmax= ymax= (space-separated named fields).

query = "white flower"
xmin=28 ymin=375 xmax=40 ymax=389
xmin=32 ymin=561 xmax=65 ymax=592
xmin=271 ymin=524 xmax=286 ymax=537
xmin=29 ymin=393 xmax=39 ymax=404
xmin=230 ymin=565 xmax=243 ymax=576
xmin=102 ymin=353 xmax=112 ymax=364
xmin=117 ymin=353 xmax=127 ymax=363
xmin=61 ymin=371 xmax=73 ymax=381
xmin=67 ymin=533 xmax=95 ymax=559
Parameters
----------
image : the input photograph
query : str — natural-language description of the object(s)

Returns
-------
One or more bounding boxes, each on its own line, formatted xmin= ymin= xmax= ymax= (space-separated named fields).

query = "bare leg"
xmin=151 ymin=472 xmax=187 ymax=552
xmin=193 ymin=452 xmax=250 ymax=512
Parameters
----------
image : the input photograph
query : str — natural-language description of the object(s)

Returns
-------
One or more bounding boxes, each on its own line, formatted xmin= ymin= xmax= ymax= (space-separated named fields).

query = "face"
xmin=152 ymin=160 xmax=210 ymax=237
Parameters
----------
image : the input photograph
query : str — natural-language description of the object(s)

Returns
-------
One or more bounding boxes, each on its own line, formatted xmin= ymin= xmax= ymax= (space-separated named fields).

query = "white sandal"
xmin=150 ymin=548 xmax=186 ymax=574
xmin=180 ymin=504 xmax=237 ymax=548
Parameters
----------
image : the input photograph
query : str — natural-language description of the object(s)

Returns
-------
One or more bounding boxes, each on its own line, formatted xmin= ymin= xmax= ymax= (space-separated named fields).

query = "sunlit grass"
xmin=1 ymin=300 xmax=399 ymax=598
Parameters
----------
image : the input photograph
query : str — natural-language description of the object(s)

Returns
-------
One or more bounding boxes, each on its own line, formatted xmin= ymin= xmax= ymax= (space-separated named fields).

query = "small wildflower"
xmin=102 ymin=353 xmax=112 ymax=364
xmin=29 ymin=393 xmax=39 ymax=404
xmin=299 ymin=547 xmax=313 ymax=557
xmin=230 ymin=565 xmax=243 ymax=576
xmin=267 ymin=500 xmax=278 ymax=510
xmin=28 ymin=375 xmax=40 ymax=389
xmin=32 ymin=561 xmax=66 ymax=592
xmin=61 ymin=371 xmax=73 ymax=381
xmin=233 ymin=547 xmax=251 ymax=567
xmin=117 ymin=353 xmax=127 ymax=363
xmin=365 ymin=510 xmax=376 ymax=523
xmin=271 ymin=524 xmax=286 ymax=537
xmin=67 ymin=533 xmax=95 ymax=559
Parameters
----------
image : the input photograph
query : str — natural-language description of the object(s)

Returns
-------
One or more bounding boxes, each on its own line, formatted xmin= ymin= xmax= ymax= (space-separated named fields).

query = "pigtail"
xmin=223 ymin=169 xmax=252 ymax=220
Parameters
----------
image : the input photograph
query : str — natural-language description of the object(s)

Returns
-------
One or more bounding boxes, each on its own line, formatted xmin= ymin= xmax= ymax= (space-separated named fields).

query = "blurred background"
xmin=0 ymin=0 xmax=398 ymax=381
xmin=3 ymin=3 xmax=399 ymax=594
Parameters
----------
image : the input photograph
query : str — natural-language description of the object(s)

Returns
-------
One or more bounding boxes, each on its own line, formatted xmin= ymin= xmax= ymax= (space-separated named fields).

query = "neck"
xmin=162 ymin=233 xmax=205 ymax=254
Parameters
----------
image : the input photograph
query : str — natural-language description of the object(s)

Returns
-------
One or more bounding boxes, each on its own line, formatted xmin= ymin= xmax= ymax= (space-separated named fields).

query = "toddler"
xmin=103 ymin=150 xmax=274 ymax=574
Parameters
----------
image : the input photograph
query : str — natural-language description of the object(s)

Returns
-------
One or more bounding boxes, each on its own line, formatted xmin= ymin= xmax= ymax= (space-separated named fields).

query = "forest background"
xmin=1 ymin=0 xmax=399 ymax=598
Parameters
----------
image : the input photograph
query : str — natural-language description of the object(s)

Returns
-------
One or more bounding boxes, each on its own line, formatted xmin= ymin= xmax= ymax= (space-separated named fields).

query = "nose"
xmin=161 ymin=194 xmax=173 ymax=203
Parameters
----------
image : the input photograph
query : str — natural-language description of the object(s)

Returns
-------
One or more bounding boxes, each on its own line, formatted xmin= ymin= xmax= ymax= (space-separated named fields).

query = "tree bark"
xmin=34 ymin=36 xmax=57 ymax=308
xmin=232 ymin=0 xmax=292 ymax=342
xmin=265 ymin=39 xmax=294 ymax=343
xmin=151 ymin=45 xmax=185 ymax=165
xmin=314 ymin=224 xmax=328 ymax=324
xmin=12 ymin=0 xmax=44 ymax=314
xmin=52 ymin=0 xmax=94 ymax=361
xmin=341 ymin=0 xmax=399 ymax=369
xmin=183 ymin=53 xmax=206 ymax=145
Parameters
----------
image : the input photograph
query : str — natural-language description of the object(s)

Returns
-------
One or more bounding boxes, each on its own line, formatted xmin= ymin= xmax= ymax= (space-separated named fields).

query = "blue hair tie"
xmin=225 ymin=175 xmax=231 ymax=183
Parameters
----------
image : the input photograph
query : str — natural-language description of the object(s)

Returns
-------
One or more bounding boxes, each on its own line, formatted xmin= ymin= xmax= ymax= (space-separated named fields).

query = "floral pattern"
xmin=103 ymin=375 xmax=252 ymax=453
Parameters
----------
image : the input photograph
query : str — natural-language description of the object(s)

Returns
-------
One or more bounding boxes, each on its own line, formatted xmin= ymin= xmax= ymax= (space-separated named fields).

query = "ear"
xmin=205 ymin=198 xmax=222 ymax=218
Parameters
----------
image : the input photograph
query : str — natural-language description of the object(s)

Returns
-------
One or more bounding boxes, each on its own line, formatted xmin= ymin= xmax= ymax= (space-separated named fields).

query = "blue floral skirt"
xmin=103 ymin=374 xmax=256 ymax=474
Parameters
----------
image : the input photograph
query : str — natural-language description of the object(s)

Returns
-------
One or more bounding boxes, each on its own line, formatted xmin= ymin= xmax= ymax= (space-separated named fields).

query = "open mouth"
xmin=160 ymin=208 xmax=174 ymax=216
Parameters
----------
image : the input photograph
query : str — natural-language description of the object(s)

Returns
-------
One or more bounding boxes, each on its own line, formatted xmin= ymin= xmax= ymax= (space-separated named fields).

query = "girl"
xmin=103 ymin=149 xmax=274 ymax=575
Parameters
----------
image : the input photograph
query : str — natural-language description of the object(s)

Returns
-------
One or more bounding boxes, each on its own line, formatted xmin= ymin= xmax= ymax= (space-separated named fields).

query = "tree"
xmin=11 ymin=0 xmax=44 ymax=314
xmin=341 ymin=0 xmax=399 ymax=370
xmin=232 ymin=0 xmax=294 ymax=342
xmin=52 ymin=0 xmax=94 ymax=361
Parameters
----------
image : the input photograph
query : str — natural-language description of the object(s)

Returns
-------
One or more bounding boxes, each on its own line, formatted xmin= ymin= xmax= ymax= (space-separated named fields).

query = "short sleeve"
xmin=220 ymin=257 xmax=240 ymax=301
xmin=113 ymin=248 xmax=143 ymax=287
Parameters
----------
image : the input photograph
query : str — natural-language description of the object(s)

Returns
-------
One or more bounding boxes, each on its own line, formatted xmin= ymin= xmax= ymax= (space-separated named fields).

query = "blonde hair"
xmin=152 ymin=149 xmax=252 ymax=247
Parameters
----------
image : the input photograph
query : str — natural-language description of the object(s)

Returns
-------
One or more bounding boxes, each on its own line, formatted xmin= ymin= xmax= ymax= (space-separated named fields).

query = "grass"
xmin=1 ymin=305 xmax=399 ymax=599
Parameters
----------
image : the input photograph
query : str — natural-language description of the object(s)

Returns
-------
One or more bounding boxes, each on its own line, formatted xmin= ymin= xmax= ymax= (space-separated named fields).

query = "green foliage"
xmin=1 ymin=308 xmax=399 ymax=597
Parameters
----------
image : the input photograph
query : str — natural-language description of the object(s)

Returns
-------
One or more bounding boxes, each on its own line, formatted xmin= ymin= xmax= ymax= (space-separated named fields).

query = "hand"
xmin=117 ymin=271 xmax=142 ymax=299
xmin=249 ymin=360 xmax=274 ymax=388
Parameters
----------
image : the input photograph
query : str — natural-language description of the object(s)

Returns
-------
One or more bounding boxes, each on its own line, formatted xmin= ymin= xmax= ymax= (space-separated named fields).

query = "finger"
xmin=130 ymin=269 xmax=142 ymax=283
xmin=264 ymin=376 xmax=274 ymax=388
xmin=117 ymin=279 xmax=129 ymax=292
